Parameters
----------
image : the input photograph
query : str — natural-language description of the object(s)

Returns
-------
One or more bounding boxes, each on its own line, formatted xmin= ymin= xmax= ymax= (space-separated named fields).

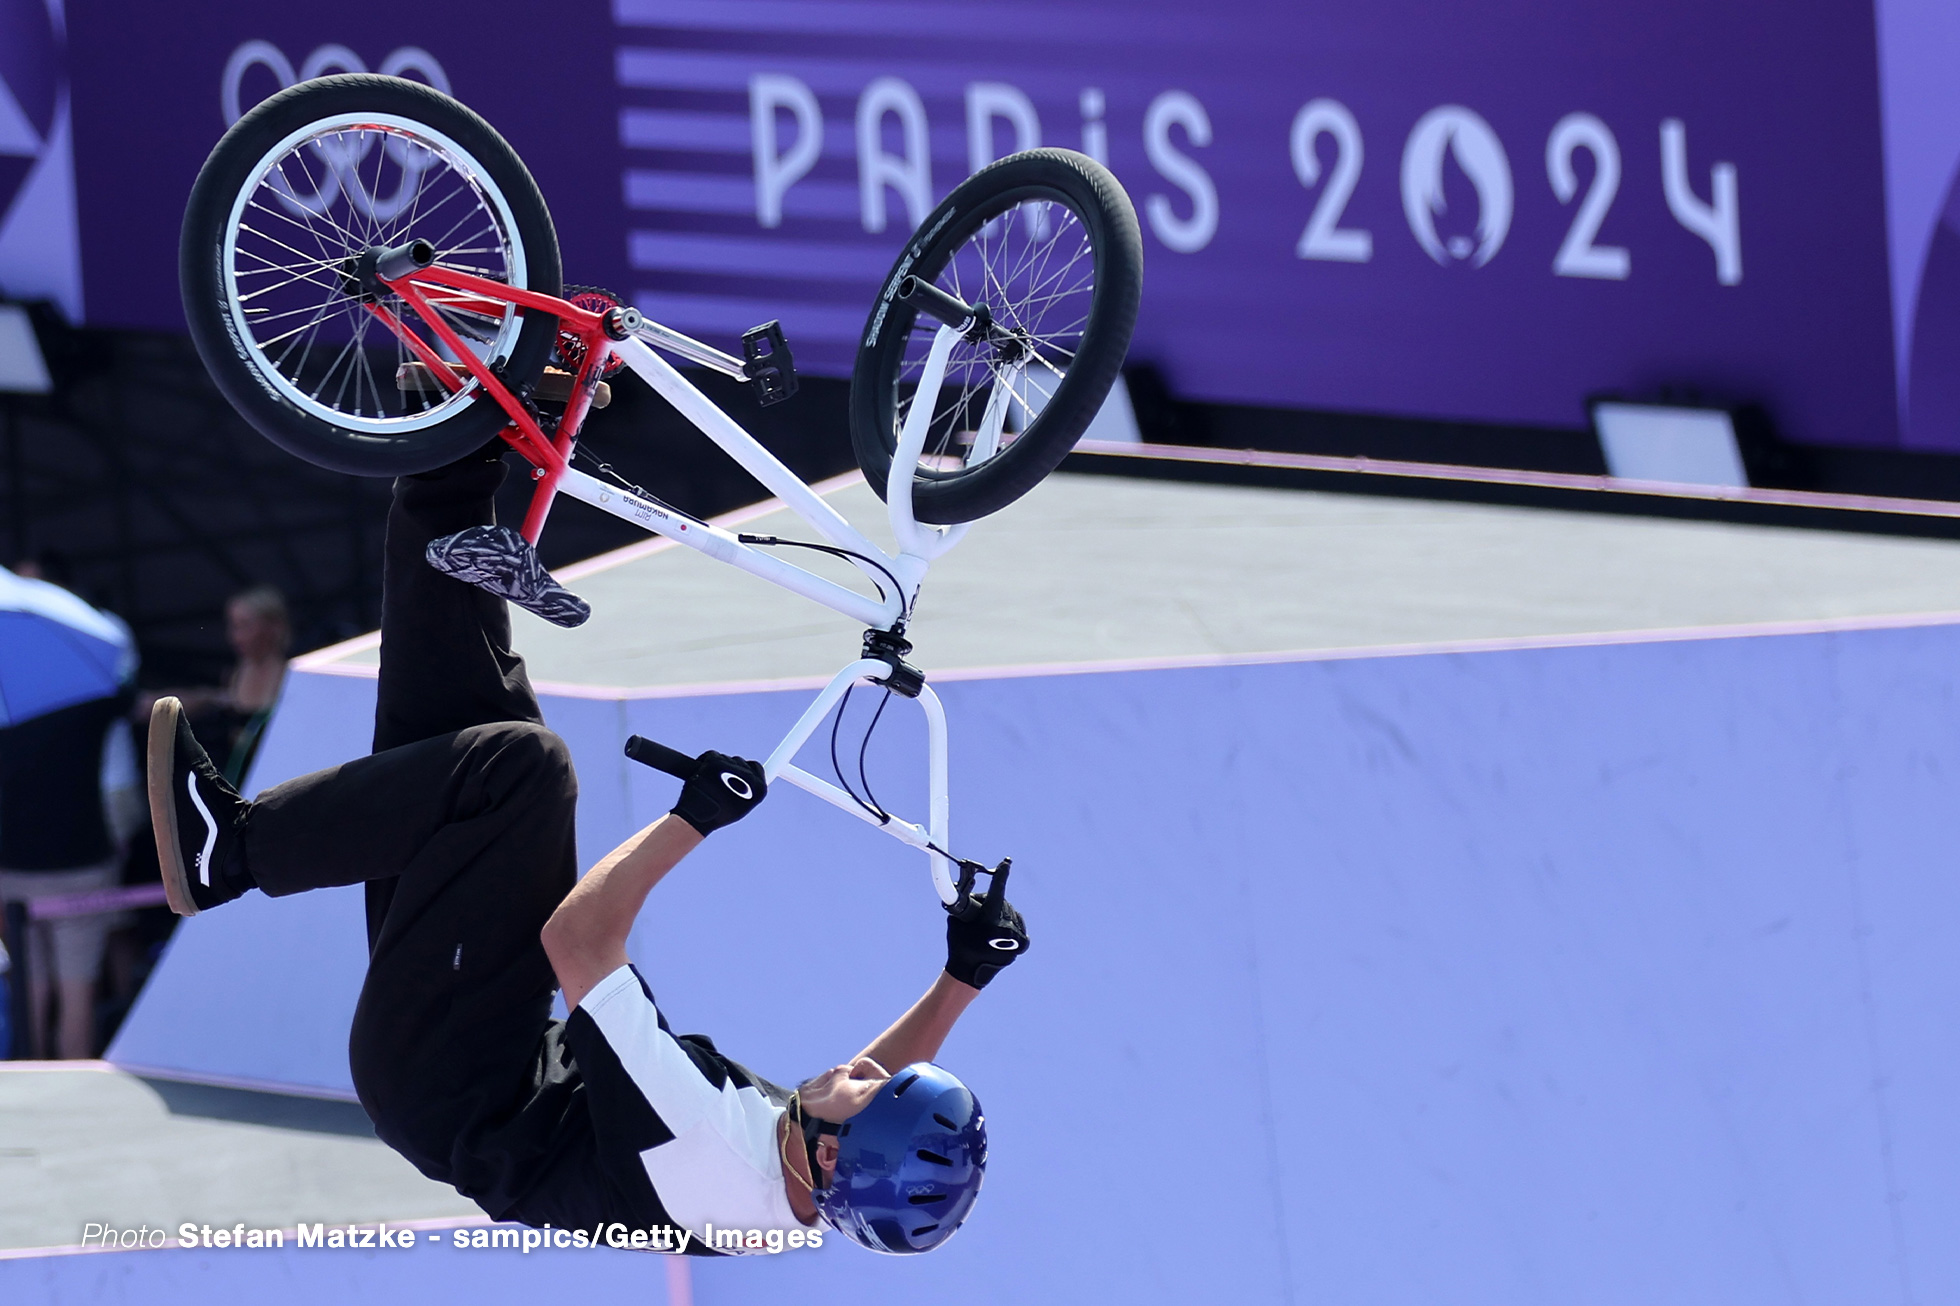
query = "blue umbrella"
xmin=0 ymin=567 xmax=136 ymax=727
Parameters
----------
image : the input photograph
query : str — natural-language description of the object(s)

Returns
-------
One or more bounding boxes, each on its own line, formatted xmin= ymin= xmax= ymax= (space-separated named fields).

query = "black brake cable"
xmin=568 ymin=444 xmax=965 ymax=866
xmin=825 ymin=683 xmax=967 ymax=872
xmin=572 ymin=444 xmax=941 ymax=856
xmin=570 ymin=442 xmax=902 ymax=609
xmin=829 ymin=684 xmax=888 ymax=824
xmin=739 ymin=534 xmax=902 ymax=611
xmin=571 ymin=443 xmax=711 ymax=529
xmin=857 ymin=687 xmax=895 ymax=820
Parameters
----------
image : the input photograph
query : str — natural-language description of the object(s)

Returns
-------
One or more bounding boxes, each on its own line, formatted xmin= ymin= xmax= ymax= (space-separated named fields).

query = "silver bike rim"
xmin=893 ymin=197 xmax=1095 ymax=472
xmin=220 ymin=110 xmax=528 ymax=435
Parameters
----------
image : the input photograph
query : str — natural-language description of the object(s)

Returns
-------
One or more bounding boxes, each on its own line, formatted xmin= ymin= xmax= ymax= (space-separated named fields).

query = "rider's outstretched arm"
xmin=854 ymin=866 xmax=1032 ymax=1069
xmin=542 ymin=751 xmax=765 ymax=1011
xmin=542 ymin=814 xmax=701 ymax=1011
xmin=855 ymin=972 xmax=982 ymax=1070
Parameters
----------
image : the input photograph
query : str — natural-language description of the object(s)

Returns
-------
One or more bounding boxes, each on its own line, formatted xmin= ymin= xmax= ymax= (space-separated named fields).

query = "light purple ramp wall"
xmin=101 ymin=623 xmax=1960 ymax=1303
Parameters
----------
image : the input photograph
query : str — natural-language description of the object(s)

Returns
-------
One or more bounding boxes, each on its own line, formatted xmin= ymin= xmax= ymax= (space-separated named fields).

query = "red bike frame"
xmin=363 ymin=266 xmax=612 ymax=543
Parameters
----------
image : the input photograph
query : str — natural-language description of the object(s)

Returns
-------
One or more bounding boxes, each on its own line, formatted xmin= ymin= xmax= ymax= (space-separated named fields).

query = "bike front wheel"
xmin=850 ymin=149 xmax=1142 ymax=525
xmin=179 ymin=74 xmax=562 ymax=477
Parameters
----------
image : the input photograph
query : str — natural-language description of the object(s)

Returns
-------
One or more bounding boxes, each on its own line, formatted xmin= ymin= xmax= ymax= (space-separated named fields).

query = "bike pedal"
xmin=425 ymin=525 xmax=591 ymax=629
xmin=741 ymin=321 xmax=798 ymax=406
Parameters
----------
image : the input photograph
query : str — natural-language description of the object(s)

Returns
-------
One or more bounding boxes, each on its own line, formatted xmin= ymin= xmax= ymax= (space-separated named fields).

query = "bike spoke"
xmin=278 ymin=146 xmax=372 ymax=251
xmin=257 ymin=301 xmax=342 ymax=351
xmin=243 ymin=194 xmax=339 ymax=264
xmin=279 ymin=303 xmax=331 ymax=379
xmin=246 ymin=298 xmax=359 ymax=332
xmin=233 ymin=248 xmax=343 ymax=278
xmin=237 ymin=264 xmax=345 ymax=303
xmin=237 ymin=220 xmax=347 ymax=280
xmin=386 ymin=147 xmax=446 ymax=244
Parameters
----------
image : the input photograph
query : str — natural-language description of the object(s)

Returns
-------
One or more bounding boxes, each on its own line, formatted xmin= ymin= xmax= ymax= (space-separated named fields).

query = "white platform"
xmin=314 ymin=468 xmax=1960 ymax=690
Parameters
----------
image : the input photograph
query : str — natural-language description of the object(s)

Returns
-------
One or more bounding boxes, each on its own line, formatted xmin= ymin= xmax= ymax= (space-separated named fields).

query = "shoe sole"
xmin=147 ymin=696 xmax=199 ymax=918
xmin=428 ymin=528 xmax=590 ymax=628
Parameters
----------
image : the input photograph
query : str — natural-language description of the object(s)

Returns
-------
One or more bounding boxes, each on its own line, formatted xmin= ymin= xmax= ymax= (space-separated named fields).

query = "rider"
xmin=144 ymin=444 xmax=1029 ymax=1254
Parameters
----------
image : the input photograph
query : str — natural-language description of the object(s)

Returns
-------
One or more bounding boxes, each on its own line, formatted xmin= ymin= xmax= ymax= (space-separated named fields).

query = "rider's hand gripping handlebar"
xmin=624 ymin=734 xmax=695 ymax=778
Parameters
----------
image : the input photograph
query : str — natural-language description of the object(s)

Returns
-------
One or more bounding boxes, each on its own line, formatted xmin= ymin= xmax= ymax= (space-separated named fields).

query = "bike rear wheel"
xmin=850 ymin=149 xmax=1142 ymax=525
xmin=179 ymin=74 xmax=562 ymax=477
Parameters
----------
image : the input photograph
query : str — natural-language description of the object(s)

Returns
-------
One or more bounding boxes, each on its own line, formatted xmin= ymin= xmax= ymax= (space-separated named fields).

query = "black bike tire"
xmin=850 ymin=149 xmax=1142 ymax=525
xmin=179 ymin=74 xmax=562 ymax=478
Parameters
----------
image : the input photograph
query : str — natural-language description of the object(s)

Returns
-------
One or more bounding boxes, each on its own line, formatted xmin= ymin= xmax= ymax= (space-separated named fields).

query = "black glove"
xmin=670 ymin=751 xmax=767 ymax=836
xmin=945 ymin=859 xmax=1029 ymax=989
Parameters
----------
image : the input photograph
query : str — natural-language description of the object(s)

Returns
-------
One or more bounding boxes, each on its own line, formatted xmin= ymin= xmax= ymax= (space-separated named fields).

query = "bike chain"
xmin=555 ymin=285 xmax=630 ymax=378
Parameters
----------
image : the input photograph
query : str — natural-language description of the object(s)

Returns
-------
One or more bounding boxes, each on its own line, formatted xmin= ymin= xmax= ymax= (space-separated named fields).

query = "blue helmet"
xmin=813 ymin=1062 xmax=986 ymax=1254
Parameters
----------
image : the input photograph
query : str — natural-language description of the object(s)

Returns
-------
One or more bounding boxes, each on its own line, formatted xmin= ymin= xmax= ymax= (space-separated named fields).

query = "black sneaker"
xmin=425 ymin=524 xmax=591 ymax=628
xmin=148 ymin=697 xmax=250 ymax=917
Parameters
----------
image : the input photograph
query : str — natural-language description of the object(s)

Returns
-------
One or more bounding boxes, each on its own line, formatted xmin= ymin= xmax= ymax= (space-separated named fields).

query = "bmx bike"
xmin=178 ymin=74 xmax=1142 ymax=904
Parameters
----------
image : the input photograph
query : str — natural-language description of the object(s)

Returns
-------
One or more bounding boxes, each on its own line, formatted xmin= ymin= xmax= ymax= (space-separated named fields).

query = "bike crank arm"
xmin=605 ymin=308 xmax=798 ymax=407
xmin=617 ymin=312 xmax=749 ymax=380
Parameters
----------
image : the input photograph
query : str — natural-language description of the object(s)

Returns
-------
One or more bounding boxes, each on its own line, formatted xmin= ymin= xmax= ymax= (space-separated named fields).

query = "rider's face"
xmin=800 ymin=1056 xmax=891 ymax=1131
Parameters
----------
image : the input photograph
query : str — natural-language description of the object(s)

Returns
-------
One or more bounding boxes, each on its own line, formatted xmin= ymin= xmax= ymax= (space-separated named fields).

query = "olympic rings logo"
xmin=222 ymin=41 xmax=453 ymax=223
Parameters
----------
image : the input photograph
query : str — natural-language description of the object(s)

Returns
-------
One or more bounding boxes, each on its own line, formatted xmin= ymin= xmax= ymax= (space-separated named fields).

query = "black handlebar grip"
xmin=624 ymin=735 xmax=696 ymax=779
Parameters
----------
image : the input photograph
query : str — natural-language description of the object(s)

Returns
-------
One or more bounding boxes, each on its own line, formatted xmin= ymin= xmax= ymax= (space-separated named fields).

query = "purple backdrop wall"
xmin=13 ymin=0 xmax=1910 ymax=450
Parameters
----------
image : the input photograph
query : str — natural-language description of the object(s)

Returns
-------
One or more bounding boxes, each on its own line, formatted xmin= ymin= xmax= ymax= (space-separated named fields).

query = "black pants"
xmin=240 ymin=452 xmax=581 ymax=1214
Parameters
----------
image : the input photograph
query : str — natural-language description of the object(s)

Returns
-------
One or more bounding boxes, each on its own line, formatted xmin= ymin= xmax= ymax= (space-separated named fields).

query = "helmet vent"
xmin=893 ymin=1073 xmax=921 ymax=1097
xmin=911 ymin=1224 xmax=940 ymax=1236
xmin=916 ymin=1148 xmax=954 ymax=1166
xmin=933 ymin=1113 xmax=958 ymax=1130
xmin=907 ymin=1193 xmax=947 ymax=1205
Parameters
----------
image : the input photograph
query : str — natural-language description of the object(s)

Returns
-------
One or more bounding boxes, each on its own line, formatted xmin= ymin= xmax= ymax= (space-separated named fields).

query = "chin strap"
xmin=800 ymin=1112 xmax=839 ymax=1185
xmin=784 ymin=1093 xmax=842 ymax=1197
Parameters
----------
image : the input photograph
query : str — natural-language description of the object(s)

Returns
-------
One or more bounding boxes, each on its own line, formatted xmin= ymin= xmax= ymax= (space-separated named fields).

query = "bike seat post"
xmin=519 ymin=338 xmax=614 ymax=546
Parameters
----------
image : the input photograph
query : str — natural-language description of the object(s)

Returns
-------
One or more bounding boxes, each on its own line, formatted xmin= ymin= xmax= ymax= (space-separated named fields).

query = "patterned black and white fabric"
xmin=425 ymin=524 xmax=591 ymax=628
xmin=566 ymin=965 xmax=804 ymax=1253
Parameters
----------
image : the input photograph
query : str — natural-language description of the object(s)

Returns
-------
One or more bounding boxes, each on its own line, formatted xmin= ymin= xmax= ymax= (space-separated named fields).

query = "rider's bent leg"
xmin=365 ymin=444 xmax=549 ymax=949
xmin=243 ymin=721 xmax=571 ymax=898
xmin=374 ymin=446 xmax=544 ymax=754
xmin=242 ymin=718 xmax=579 ymax=1211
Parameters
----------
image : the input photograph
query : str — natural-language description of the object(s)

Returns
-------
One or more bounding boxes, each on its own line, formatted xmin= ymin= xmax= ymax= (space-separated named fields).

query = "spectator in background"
xmin=5 ymin=555 xmax=158 ymax=1057
xmin=11 ymin=549 xmax=73 ymax=589
xmin=0 ymin=545 xmax=144 ymax=1059
xmin=142 ymin=585 xmax=292 ymax=786
xmin=0 ymin=697 xmax=143 ymax=1058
